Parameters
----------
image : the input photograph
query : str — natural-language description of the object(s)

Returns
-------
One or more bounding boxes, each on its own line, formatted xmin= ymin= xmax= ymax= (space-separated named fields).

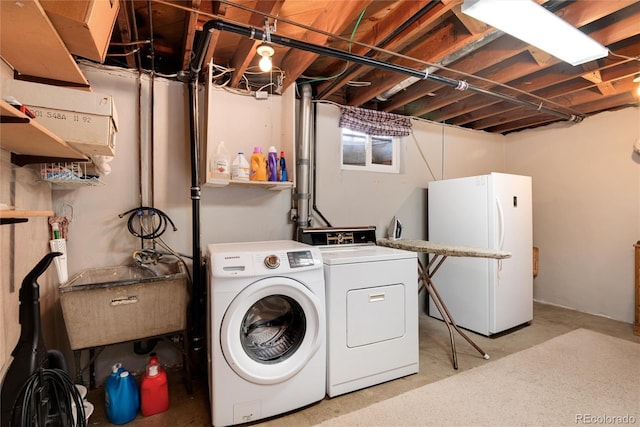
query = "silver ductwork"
xmin=296 ymin=84 xmax=313 ymax=230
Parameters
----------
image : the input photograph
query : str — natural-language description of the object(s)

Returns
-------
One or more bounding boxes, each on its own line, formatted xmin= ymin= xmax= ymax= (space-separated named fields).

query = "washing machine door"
xmin=220 ymin=276 xmax=324 ymax=385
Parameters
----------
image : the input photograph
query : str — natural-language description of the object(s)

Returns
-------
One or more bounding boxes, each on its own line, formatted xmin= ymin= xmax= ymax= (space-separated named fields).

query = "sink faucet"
xmin=133 ymin=248 xmax=162 ymax=266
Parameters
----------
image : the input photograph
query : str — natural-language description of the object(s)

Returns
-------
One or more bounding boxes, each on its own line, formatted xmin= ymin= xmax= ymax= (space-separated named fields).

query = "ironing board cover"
xmin=377 ymin=238 xmax=511 ymax=259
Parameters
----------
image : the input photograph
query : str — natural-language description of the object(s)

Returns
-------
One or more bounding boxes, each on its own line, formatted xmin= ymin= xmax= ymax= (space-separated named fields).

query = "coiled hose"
xmin=10 ymin=368 xmax=85 ymax=427
xmin=118 ymin=207 xmax=177 ymax=240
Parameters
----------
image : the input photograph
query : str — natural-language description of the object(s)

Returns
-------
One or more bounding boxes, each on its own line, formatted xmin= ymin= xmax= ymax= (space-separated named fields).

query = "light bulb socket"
xmin=257 ymin=44 xmax=275 ymax=58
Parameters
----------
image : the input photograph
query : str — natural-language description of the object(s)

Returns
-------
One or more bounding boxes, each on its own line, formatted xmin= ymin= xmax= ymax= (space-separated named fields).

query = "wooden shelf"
xmin=0 ymin=99 xmax=87 ymax=161
xmin=0 ymin=210 xmax=54 ymax=219
xmin=0 ymin=209 xmax=54 ymax=225
xmin=204 ymin=178 xmax=294 ymax=191
xmin=0 ymin=0 xmax=89 ymax=87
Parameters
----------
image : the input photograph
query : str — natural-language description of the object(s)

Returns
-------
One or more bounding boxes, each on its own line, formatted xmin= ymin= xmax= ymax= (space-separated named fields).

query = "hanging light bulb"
xmin=257 ymin=44 xmax=274 ymax=72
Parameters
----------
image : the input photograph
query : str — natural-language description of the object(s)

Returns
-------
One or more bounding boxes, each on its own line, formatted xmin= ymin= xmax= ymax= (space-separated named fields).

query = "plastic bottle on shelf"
xmin=210 ymin=140 xmax=230 ymax=180
xmin=231 ymin=152 xmax=250 ymax=180
xmin=267 ymin=146 xmax=278 ymax=182
xmin=279 ymin=151 xmax=288 ymax=182
xmin=140 ymin=353 xmax=169 ymax=417
xmin=250 ymin=146 xmax=267 ymax=181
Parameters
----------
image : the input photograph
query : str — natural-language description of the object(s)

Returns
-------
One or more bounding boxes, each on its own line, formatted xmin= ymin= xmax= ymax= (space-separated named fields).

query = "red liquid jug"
xmin=140 ymin=353 xmax=169 ymax=416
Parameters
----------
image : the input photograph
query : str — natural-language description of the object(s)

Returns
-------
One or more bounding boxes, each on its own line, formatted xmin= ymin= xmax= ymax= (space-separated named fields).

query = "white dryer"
xmin=206 ymin=240 xmax=326 ymax=427
xmin=299 ymin=227 xmax=419 ymax=398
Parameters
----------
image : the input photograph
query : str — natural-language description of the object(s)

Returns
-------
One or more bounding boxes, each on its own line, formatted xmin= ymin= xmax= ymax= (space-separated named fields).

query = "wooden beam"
xmin=315 ymin=0 xmax=443 ymax=99
xmin=415 ymin=0 xmax=640 ymax=125
xmin=279 ymin=0 xmax=374 ymax=92
xmin=348 ymin=14 xmax=494 ymax=107
xmin=200 ymin=1 xmax=224 ymax=75
xmin=382 ymin=35 xmax=527 ymax=113
xmin=229 ymin=0 xmax=285 ymax=88
xmin=451 ymin=3 xmax=488 ymax=34
xmin=181 ymin=1 xmax=202 ymax=70
xmin=527 ymin=48 xmax=555 ymax=66
xmin=581 ymin=70 xmax=604 ymax=84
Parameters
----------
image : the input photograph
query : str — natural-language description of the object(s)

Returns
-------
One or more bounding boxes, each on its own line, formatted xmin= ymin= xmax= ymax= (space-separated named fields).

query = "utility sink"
xmin=59 ymin=262 xmax=189 ymax=350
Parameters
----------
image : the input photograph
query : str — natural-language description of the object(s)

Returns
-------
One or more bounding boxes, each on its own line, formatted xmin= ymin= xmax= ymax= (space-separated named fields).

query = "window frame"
xmin=340 ymin=128 xmax=400 ymax=174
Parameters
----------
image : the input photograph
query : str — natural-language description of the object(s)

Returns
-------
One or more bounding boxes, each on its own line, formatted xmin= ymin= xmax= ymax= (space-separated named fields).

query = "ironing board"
xmin=377 ymin=238 xmax=511 ymax=369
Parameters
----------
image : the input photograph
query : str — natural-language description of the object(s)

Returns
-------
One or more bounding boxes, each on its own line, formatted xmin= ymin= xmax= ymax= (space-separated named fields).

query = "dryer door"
xmin=220 ymin=276 xmax=324 ymax=385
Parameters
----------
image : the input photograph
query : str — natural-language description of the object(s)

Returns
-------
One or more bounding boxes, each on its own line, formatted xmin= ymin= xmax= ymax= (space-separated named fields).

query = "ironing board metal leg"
xmin=419 ymin=256 xmax=490 ymax=369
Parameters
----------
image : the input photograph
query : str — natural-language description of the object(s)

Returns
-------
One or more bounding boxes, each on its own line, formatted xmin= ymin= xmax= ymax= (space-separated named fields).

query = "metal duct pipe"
xmin=296 ymin=84 xmax=313 ymax=229
xmin=204 ymin=19 xmax=583 ymax=123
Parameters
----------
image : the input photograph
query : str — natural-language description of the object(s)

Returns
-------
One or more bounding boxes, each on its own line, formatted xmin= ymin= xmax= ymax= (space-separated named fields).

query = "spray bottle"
xmin=279 ymin=151 xmax=288 ymax=182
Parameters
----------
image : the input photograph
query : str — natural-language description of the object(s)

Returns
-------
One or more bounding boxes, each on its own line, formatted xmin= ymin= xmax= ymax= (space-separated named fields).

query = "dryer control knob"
xmin=264 ymin=254 xmax=280 ymax=269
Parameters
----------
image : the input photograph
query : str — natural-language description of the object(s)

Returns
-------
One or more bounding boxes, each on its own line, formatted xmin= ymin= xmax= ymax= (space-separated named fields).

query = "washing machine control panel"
xmin=298 ymin=226 xmax=377 ymax=246
xmin=287 ymin=250 xmax=315 ymax=268
xmin=264 ymin=254 xmax=280 ymax=269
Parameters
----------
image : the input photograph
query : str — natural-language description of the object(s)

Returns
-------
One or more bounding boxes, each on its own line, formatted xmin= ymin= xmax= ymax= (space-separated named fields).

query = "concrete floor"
xmin=86 ymin=302 xmax=640 ymax=426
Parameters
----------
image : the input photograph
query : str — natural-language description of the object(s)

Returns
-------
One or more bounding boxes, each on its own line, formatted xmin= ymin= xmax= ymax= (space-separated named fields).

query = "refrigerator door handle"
xmin=496 ymin=196 xmax=505 ymax=250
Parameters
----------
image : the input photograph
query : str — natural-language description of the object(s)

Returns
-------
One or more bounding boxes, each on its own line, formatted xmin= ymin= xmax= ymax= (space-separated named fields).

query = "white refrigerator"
xmin=427 ymin=172 xmax=533 ymax=336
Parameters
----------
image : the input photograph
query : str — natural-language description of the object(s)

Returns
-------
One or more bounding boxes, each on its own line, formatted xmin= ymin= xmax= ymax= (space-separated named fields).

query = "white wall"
xmin=313 ymin=102 xmax=505 ymax=240
xmin=505 ymin=107 xmax=640 ymax=323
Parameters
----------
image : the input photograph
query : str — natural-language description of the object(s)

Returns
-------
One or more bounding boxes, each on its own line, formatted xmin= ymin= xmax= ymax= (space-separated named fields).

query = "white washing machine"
xmin=206 ymin=240 xmax=326 ymax=427
xmin=299 ymin=227 xmax=419 ymax=398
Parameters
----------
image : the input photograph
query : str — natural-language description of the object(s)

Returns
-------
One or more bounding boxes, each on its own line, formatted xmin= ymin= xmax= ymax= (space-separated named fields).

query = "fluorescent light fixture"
xmin=462 ymin=0 xmax=609 ymax=66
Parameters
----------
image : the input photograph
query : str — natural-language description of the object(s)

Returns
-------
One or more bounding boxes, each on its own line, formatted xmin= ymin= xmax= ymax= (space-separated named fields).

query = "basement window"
xmin=340 ymin=129 xmax=399 ymax=173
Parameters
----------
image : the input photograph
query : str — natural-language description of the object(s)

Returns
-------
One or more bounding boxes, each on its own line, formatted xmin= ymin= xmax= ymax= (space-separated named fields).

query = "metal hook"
xmin=61 ymin=203 xmax=74 ymax=223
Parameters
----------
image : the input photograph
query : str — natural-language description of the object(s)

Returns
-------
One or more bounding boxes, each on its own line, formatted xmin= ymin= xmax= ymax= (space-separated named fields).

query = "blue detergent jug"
xmin=105 ymin=363 xmax=140 ymax=425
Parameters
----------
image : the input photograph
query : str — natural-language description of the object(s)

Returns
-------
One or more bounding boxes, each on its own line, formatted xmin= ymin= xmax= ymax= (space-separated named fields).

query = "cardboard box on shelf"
xmin=5 ymin=79 xmax=118 ymax=156
xmin=40 ymin=0 xmax=119 ymax=63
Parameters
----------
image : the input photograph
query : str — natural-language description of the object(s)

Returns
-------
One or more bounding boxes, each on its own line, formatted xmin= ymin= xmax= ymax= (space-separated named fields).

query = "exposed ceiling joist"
xmin=103 ymin=0 xmax=640 ymax=134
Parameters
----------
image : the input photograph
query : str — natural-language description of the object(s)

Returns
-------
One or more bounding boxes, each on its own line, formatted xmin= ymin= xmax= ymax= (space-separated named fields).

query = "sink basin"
xmin=59 ymin=262 xmax=189 ymax=350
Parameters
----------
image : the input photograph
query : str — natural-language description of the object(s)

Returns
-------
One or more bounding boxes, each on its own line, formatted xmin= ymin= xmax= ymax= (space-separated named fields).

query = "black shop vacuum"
xmin=1 ymin=252 xmax=85 ymax=426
